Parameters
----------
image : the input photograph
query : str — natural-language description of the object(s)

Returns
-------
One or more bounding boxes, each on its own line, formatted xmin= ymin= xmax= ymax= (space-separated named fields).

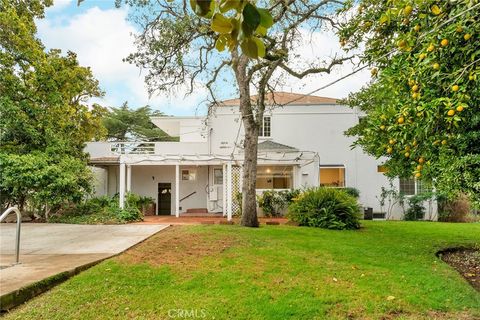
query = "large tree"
xmin=103 ymin=102 xmax=177 ymax=141
xmin=338 ymin=1 xmax=480 ymax=203
xmin=0 ymin=0 xmax=106 ymax=216
xmin=120 ymin=0 xmax=351 ymax=226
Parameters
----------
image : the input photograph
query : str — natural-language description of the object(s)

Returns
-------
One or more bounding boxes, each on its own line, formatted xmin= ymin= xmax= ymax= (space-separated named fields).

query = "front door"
xmin=157 ymin=183 xmax=171 ymax=215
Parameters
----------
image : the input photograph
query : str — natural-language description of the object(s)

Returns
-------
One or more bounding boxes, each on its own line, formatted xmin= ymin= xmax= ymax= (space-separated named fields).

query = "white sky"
xmin=36 ymin=0 xmax=371 ymax=115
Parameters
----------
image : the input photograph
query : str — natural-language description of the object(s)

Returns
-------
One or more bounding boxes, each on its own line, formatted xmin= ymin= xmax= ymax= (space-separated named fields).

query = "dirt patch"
xmin=438 ymin=247 xmax=480 ymax=292
xmin=116 ymin=226 xmax=236 ymax=267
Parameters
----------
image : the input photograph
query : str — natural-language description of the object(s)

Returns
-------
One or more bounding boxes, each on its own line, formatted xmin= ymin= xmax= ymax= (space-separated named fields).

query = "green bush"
xmin=343 ymin=187 xmax=360 ymax=199
xmin=257 ymin=189 xmax=302 ymax=217
xmin=288 ymin=188 xmax=361 ymax=230
xmin=404 ymin=195 xmax=426 ymax=221
xmin=257 ymin=190 xmax=286 ymax=217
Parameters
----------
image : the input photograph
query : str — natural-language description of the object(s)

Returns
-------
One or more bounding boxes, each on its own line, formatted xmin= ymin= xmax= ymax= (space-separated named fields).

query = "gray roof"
xmin=257 ymin=140 xmax=297 ymax=151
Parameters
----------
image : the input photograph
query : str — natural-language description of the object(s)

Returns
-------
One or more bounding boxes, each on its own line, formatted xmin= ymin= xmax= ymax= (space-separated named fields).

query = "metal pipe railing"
xmin=0 ymin=207 xmax=22 ymax=264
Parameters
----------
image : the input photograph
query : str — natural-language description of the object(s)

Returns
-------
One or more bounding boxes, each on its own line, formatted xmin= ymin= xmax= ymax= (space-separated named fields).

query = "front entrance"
xmin=157 ymin=183 xmax=171 ymax=215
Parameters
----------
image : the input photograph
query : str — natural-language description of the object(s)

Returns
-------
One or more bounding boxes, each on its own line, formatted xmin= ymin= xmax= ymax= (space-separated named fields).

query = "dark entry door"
xmin=157 ymin=183 xmax=171 ymax=215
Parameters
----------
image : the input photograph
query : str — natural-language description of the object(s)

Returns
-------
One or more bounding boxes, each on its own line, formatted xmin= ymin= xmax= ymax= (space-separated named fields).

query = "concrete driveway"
xmin=0 ymin=223 xmax=168 ymax=304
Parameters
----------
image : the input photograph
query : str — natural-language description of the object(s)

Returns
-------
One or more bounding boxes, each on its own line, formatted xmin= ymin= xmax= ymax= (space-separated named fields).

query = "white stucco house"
xmin=85 ymin=92 xmax=437 ymax=221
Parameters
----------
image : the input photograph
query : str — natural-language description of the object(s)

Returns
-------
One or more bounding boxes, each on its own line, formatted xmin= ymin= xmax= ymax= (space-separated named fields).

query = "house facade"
xmin=85 ymin=92 xmax=437 ymax=220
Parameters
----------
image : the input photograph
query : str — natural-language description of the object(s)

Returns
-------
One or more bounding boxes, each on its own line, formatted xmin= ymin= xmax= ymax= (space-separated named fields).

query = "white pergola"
xmin=117 ymin=151 xmax=318 ymax=221
xmin=118 ymin=154 xmax=237 ymax=221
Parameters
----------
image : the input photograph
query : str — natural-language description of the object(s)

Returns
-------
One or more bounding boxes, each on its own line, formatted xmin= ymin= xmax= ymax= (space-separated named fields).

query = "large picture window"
xmin=256 ymin=166 xmax=293 ymax=189
xmin=259 ymin=116 xmax=271 ymax=137
xmin=319 ymin=166 xmax=345 ymax=187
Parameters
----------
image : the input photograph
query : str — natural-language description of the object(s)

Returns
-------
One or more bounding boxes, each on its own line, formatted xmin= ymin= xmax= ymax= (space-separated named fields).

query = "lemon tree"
xmin=340 ymin=1 xmax=480 ymax=201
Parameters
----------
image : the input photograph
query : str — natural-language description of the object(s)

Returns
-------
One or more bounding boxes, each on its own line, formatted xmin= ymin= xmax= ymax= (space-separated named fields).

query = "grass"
xmin=4 ymin=221 xmax=480 ymax=319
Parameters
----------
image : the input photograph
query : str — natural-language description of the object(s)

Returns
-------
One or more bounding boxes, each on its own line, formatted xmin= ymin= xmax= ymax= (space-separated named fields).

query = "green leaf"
xmin=257 ymin=8 xmax=273 ymax=28
xmin=252 ymin=37 xmax=266 ymax=58
xmin=220 ymin=0 xmax=242 ymax=13
xmin=215 ymin=34 xmax=229 ymax=52
xmin=242 ymin=3 xmax=261 ymax=37
xmin=240 ymin=38 xmax=258 ymax=59
xmin=190 ymin=0 xmax=215 ymax=18
xmin=211 ymin=13 xmax=233 ymax=34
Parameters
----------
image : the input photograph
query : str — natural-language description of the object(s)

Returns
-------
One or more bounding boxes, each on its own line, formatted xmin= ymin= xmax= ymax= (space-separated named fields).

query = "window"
xmin=259 ymin=116 xmax=271 ymax=137
xmin=181 ymin=169 xmax=196 ymax=181
xmin=399 ymin=178 xmax=415 ymax=195
xmin=319 ymin=166 xmax=346 ymax=187
xmin=377 ymin=165 xmax=388 ymax=173
xmin=256 ymin=166 xmax=293 ymax=189
xmin=213 ymin=168 xmax=223 ymax=185
xmin=399 ymin=178 xmax=430 ymax=195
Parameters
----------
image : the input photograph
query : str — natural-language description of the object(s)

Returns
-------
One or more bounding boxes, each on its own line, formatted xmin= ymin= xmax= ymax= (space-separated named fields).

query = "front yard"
xmin=4 ymin=221 xmax=480 ymax=319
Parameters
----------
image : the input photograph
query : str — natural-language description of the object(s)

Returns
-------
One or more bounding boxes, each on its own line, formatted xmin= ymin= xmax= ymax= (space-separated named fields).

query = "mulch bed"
xmin=438 ymin=247 xmax=480 ymax=291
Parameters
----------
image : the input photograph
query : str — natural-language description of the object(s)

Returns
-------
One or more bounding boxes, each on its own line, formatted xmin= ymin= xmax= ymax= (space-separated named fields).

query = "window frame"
xmin=213 ymin=168 xmax=223 ymax=185
xmin=259 ymin=116 xmax=271 ymax=138
xmin=399 ymin=178 xmax=429 ymax=196
xmin=319 ymin=165 xmax=347 ymax=188
xmin=255 ymin=165 xmax=294 ymax=190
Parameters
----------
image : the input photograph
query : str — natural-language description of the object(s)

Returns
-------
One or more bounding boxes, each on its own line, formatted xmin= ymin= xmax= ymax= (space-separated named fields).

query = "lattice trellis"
xmin=231 ymin=165 xmax=242 ymax=215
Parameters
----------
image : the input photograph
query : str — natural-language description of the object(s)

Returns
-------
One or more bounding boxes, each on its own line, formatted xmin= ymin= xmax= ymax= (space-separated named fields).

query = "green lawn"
xmin=4 ymin=221 xmax=480 ymax=319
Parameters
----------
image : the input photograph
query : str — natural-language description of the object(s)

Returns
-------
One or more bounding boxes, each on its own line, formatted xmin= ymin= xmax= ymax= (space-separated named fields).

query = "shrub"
xmin=257 ymin=190 xmax=286 ymax=217
xmin=257 ymin=189 xmax=301 ymax=217
xmin=404 ymin=195 xmax=426 ymax=221
xmin=288 ymin=188 xmax=361 ymax=230
xmin=343 ymin=187 xmax=360 ymax=199
xmin=438 ymin=194 xmax=471 ymax=222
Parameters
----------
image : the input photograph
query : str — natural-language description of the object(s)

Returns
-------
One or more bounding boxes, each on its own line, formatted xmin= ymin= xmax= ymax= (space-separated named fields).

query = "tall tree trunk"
xmin=234 ymin=55 xmax=259 ymax=227
xmin=241 ymin=118 xmax=259 ymax=227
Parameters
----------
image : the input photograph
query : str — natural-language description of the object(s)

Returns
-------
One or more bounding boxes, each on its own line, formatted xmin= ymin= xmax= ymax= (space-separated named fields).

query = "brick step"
xmin=185 ymin=208 xmax=209 ymax=214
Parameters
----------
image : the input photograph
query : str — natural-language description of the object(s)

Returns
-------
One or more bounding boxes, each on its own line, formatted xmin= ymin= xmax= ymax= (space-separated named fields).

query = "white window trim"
xmin=399 ymin=178 xmax=423 ymax=196
xmin=259 ymin=116 xmax=271 ymax=138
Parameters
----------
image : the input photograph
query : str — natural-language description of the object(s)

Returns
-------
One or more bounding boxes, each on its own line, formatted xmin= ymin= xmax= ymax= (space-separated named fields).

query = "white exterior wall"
xmin=87 ymin=102 xmax=437 ymax=219
xmin=209 ymin=104 xmax=394 ymax=213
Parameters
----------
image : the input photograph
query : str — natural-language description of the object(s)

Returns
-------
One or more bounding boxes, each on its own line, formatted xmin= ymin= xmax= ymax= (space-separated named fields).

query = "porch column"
xmin=226 ymin=162 xmax=232 ymax=221
xmin=119 ymin=161 xmax=126 ymax=209
xmin=222 ymin=164 xmax=227 ymax=217
xmin=175 ymin=164 xmax=180 ymax=218
xmin=126 ymin=165 xmax=132 ymax=193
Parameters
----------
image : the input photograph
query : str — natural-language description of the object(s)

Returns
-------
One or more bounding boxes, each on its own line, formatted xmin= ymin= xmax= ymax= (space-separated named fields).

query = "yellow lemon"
xmin=440 ymin=39 xmax=449 ymax=47
xmin=456 ymin=105 xmax=464 ymax=112
xmin=432 ymin=63 xmax=440 ymax=70
xmin=452 ymin=85 xmax=459 ymax=92
xmin=404 ymin=5 xmax=413 ymax=16
xmin=447 ymin=109 xmax=455 ymax=116
xmin=464 ymin=33 xmax=472 ymax=41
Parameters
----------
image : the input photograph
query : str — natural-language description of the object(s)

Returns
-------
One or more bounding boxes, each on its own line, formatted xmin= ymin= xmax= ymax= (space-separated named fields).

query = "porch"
xmin=118 ymin=158 xmax=239 ymax=221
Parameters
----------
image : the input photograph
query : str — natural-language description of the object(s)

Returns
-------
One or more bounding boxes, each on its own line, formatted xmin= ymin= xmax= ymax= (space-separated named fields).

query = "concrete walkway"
xmin=0 ymin=223 xmax=168 ymax=306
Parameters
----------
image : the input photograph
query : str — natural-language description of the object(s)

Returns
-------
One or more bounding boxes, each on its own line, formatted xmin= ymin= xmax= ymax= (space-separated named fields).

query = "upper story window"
xmin=259 ymin=116 xmax=271 ymax=137
xmin=320 ymin=165 xmax=346 ymax=187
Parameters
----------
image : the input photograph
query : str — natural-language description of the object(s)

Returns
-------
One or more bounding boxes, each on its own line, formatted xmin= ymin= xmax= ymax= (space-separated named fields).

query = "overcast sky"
xmin=37 ymin=0 xmax=371 ymax=116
